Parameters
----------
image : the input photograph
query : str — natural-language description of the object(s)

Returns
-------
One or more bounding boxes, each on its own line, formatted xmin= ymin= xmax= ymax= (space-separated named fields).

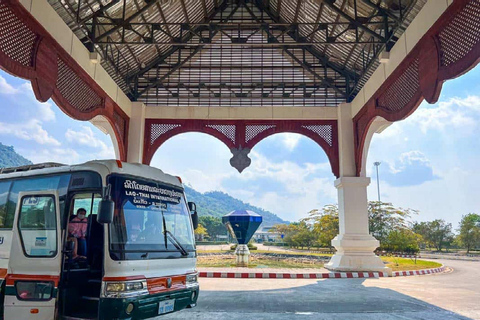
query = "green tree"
xmin=194 ymin=223 xmax=209 ymax=241
xmin=382 ymin=229 xmax=422 ymax=253
xmin=458 ymin=213 xmax=480 ymax=253
xmin=303 ymin=202 xmax=417 ymax=250
xmin=198 ymin=216 xmax=226 ymax=241
xmin=413 ymin=219 xmax=454 ymax=251
xmin=291 ymin=221 xmax=316 ymax=249
xmin=368 ymin=201 xmax=418 ymax=243
xmin=303 ymin=205 xmax=339 ymax=249
xmin=411 ymin=221 xmax=430 ymax=249
xmin=271 ymin=222 xmax=315 ymax=248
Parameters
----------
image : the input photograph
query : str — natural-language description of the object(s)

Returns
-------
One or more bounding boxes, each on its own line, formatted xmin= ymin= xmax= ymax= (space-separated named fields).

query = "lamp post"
xmin=374 ymin=162 xmax=381 ymax=203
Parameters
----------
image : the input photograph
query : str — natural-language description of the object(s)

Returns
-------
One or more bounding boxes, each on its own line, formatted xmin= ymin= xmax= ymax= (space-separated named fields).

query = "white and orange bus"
xmin=0 ymin=160 xmax=199 ymax=320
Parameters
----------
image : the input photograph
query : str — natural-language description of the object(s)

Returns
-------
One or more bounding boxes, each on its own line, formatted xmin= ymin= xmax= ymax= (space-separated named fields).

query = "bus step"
xmin=87 ymin=278 xmax=101 ymax=283
xmin=82 ymin=296 xmax=100 ymax=301
xmin=62 ymin=316 xmax=96 ymax=320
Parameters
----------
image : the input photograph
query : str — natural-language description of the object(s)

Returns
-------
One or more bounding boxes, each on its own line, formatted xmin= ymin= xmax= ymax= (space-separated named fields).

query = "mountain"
xmin=184 ymin=185 xmax=288 ymax=226
xmin=0 ymin=143 xmax=288 ymax=225
xmin=0 ymin=143 xmax=32 ymax=168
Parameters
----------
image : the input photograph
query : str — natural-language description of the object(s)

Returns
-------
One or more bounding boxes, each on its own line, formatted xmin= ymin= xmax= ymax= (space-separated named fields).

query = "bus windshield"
xmin=108 ymin=174 xmax=195 ymax=259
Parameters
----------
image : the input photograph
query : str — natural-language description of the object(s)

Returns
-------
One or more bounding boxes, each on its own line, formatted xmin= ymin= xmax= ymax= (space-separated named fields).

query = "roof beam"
xmin=95 ymin=0 xmax=162 ymax=42
xmin=261 ymin=27 xmax=346 ymax=98
xmin=136 ymin=47 xmax=202 ymax=96
xmin=360 ymin=0 xmax=401 ymax=23
xmin=76 ymin=0 xmax=121 ymax=26
xmin=292 ymin=0 xmax=303 ymax=24
xmin=276 ymin=0 xmax=282 ymax=18
xmin=321 ymin=0 xmax=386 ymax=42
xmin=254 ymin=0 xmax=358 ymax=83
xmin=201 ymin=0 xmax=209 ymax=20
xmin=128 ymin=0 xmax=234 ymax=98
xmin=180 ymin=0 xmax=190 ymax=23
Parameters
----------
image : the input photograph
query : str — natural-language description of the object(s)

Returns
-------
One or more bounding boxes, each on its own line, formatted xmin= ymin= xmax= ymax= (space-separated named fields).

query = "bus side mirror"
xmin=98 ymin=199 xmax=114 ymax=224
xmin=188 ymin=202 xmax=198 ymax=230
xmin=191 ymin=212 xmax=198 ymax=230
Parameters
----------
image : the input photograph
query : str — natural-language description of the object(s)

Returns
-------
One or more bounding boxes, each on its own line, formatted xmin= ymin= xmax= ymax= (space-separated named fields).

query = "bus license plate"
xmin=158 ymin=299 xmax=175 ymax=314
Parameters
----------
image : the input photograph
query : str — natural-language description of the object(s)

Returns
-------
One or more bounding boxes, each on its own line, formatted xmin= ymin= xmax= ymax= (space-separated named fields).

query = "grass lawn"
xmin=197 ymin=254 xmax=442 ymax=271
xmin=381 ymin=257 xmax=442 ymax=271
xmin=198 ymin=249 xmax=333 ymax=257
xmin=197 ymin=255 xmax=325 ymax=269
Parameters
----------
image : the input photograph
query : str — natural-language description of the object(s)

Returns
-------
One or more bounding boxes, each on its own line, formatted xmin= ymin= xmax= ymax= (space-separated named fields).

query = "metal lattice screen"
xmin=438 ymin=0 xmax=480 ymax=67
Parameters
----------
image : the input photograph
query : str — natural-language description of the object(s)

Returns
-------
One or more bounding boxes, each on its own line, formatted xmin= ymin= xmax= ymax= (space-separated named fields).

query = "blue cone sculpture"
xmin=222 ymin=210 xmax=262 ymax=244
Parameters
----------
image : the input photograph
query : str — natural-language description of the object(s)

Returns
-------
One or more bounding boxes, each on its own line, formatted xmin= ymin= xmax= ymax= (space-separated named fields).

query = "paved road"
xmin=164 ymin=259 xmax=480 ymax=320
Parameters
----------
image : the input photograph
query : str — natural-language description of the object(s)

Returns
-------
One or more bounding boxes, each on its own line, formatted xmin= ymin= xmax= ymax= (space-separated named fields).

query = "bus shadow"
xmin=163 ymin=277 xmax=473 ymax=319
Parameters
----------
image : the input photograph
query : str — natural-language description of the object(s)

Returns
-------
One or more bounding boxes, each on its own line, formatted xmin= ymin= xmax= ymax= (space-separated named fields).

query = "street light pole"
xmin=374 ymin=162 xmax=381 ymax=203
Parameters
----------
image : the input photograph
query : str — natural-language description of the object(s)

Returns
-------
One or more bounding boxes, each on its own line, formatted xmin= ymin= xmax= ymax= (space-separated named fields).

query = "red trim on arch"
xmin=353 ymin=0 xmax=480 ymax=176
xmin=143 ymin=119 xmax=340 ymax=177
xmin=0 ymin=0 xmax=129 ymax=161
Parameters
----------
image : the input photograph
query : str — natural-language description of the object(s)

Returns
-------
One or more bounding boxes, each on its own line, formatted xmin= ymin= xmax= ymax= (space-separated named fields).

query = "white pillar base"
xmin=325 ymin=233 xmax=391 ymax=275
xmin=235 ymin=244 xmax=250 ymax=267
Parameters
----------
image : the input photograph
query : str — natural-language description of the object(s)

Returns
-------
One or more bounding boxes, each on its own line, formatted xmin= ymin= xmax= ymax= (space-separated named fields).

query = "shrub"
xmin=380 ymin=229 xmax=421 ymax=254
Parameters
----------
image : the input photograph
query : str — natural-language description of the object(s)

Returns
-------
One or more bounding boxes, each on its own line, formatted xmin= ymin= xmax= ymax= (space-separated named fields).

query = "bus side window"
xmin=70 ymin=194 xmax=102 ymax=218
xmin=0 ymin=181 xmax=12 ymax=229
xmin=18 ymin=195 xmax=58 ymax=257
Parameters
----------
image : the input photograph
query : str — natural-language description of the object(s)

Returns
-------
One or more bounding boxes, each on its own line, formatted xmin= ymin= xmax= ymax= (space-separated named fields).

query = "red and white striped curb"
xmin=393 ymin=266 xmax=445 ymax=277
xmin=377 ymin=254 xmax=421 ymax=258
xmin=199 ymin=265 xmax=446 ymax=279
xmin=199 ymin=271 xmax=389 ymax=279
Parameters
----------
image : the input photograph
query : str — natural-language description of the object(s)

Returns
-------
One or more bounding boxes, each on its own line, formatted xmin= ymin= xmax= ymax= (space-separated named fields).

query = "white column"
xmin=126 ymin=102 xmax=146 ymax=163
xmin=324 ymin=104 xmax=390 ymax=274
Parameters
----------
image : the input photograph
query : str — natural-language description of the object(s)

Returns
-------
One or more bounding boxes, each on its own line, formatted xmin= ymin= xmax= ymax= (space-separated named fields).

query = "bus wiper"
xmin=161 ymin=211 xmax=188 ymax=257
xmin=164 ymin=230 xmax=188 ymax=257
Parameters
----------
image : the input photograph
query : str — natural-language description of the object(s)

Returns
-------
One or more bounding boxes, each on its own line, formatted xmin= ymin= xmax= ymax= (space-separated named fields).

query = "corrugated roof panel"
xmin=47 ymin=0 xmax=428 ymax=107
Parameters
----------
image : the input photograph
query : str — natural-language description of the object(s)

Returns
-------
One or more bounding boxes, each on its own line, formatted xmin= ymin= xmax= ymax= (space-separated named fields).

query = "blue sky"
xmin=1 ymin=66 xmax=480 ymax=228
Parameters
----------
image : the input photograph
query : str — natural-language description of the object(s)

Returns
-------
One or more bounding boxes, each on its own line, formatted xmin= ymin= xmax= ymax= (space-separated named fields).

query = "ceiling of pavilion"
xmin=48 ymin=0 xmax=427 ymax=107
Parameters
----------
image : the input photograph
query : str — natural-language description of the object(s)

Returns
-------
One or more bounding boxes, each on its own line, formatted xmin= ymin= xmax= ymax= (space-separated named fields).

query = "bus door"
xmin=4 ymin=191 xmax=62 ymax=320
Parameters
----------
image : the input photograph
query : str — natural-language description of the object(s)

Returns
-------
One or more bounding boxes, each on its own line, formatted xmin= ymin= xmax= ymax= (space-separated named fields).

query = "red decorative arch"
xmin=354 ymin=0 xmax=480 ymax=176
xmin=143 ymin=119 xmax=339 ymax=177
xmin=0 ymin=0 xmax=129 ymax=160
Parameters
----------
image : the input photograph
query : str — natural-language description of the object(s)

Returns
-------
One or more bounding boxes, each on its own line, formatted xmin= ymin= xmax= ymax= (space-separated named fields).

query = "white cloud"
xmin=0 ymin=77 xmax=55 ymax=121
xmin=0 ymin=75 xmax=18 ymax=94
xmin=388 ymin=150 xmax=431 ymax=174
xmin=281 ymin=133 xmax=301 ymax=151
xmin=151 ymin=132 xmax=337 ymax=222
xmin=408 ymin=96 xmax=480 ymax=134
xmin=65 ymin=126 xmax=115 ymax=158
xmin=18 ymin=83 xmax=56 ymax=122
xmin=24 ymin=148 xmax=80 ymax=164
xmin=0 ymin=119 xmax=60 ymax=146
xmin=373 ymin=96 xmax=480 ymax=148
xmin=367 ymin=165 xmax=480 ymax=229
xmin=228 ymin=151 xmax=337 ymax=221
xmin=180 ymin=169 xmax=232 ymax=193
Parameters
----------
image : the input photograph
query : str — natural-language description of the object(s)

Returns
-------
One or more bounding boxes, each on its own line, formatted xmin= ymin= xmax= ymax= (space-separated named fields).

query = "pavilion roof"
xmin=48 ymin=0 xmax=426 ymax=107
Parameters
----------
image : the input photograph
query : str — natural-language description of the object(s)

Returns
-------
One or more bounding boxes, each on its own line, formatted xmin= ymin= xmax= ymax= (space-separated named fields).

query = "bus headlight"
xmin=186 ymin=273 xmax=198 ymax=288
xmin=102 ymin=280 xmax=148 ymax=298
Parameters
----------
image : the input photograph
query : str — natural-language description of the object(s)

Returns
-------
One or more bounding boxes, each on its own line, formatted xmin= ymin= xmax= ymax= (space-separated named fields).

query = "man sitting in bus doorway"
xmin=68 ymin=208 xmax=88 ymax=259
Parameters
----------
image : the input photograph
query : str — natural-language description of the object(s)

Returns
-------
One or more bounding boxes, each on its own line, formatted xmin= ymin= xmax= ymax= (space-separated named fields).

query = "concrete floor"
xmin=163 ymin=259 xmax=480 ymax=320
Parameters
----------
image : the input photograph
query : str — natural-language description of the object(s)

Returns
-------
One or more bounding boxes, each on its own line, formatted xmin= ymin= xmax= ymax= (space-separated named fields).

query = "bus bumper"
xmin=98 ymin=286 xmax=199 ymax=320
